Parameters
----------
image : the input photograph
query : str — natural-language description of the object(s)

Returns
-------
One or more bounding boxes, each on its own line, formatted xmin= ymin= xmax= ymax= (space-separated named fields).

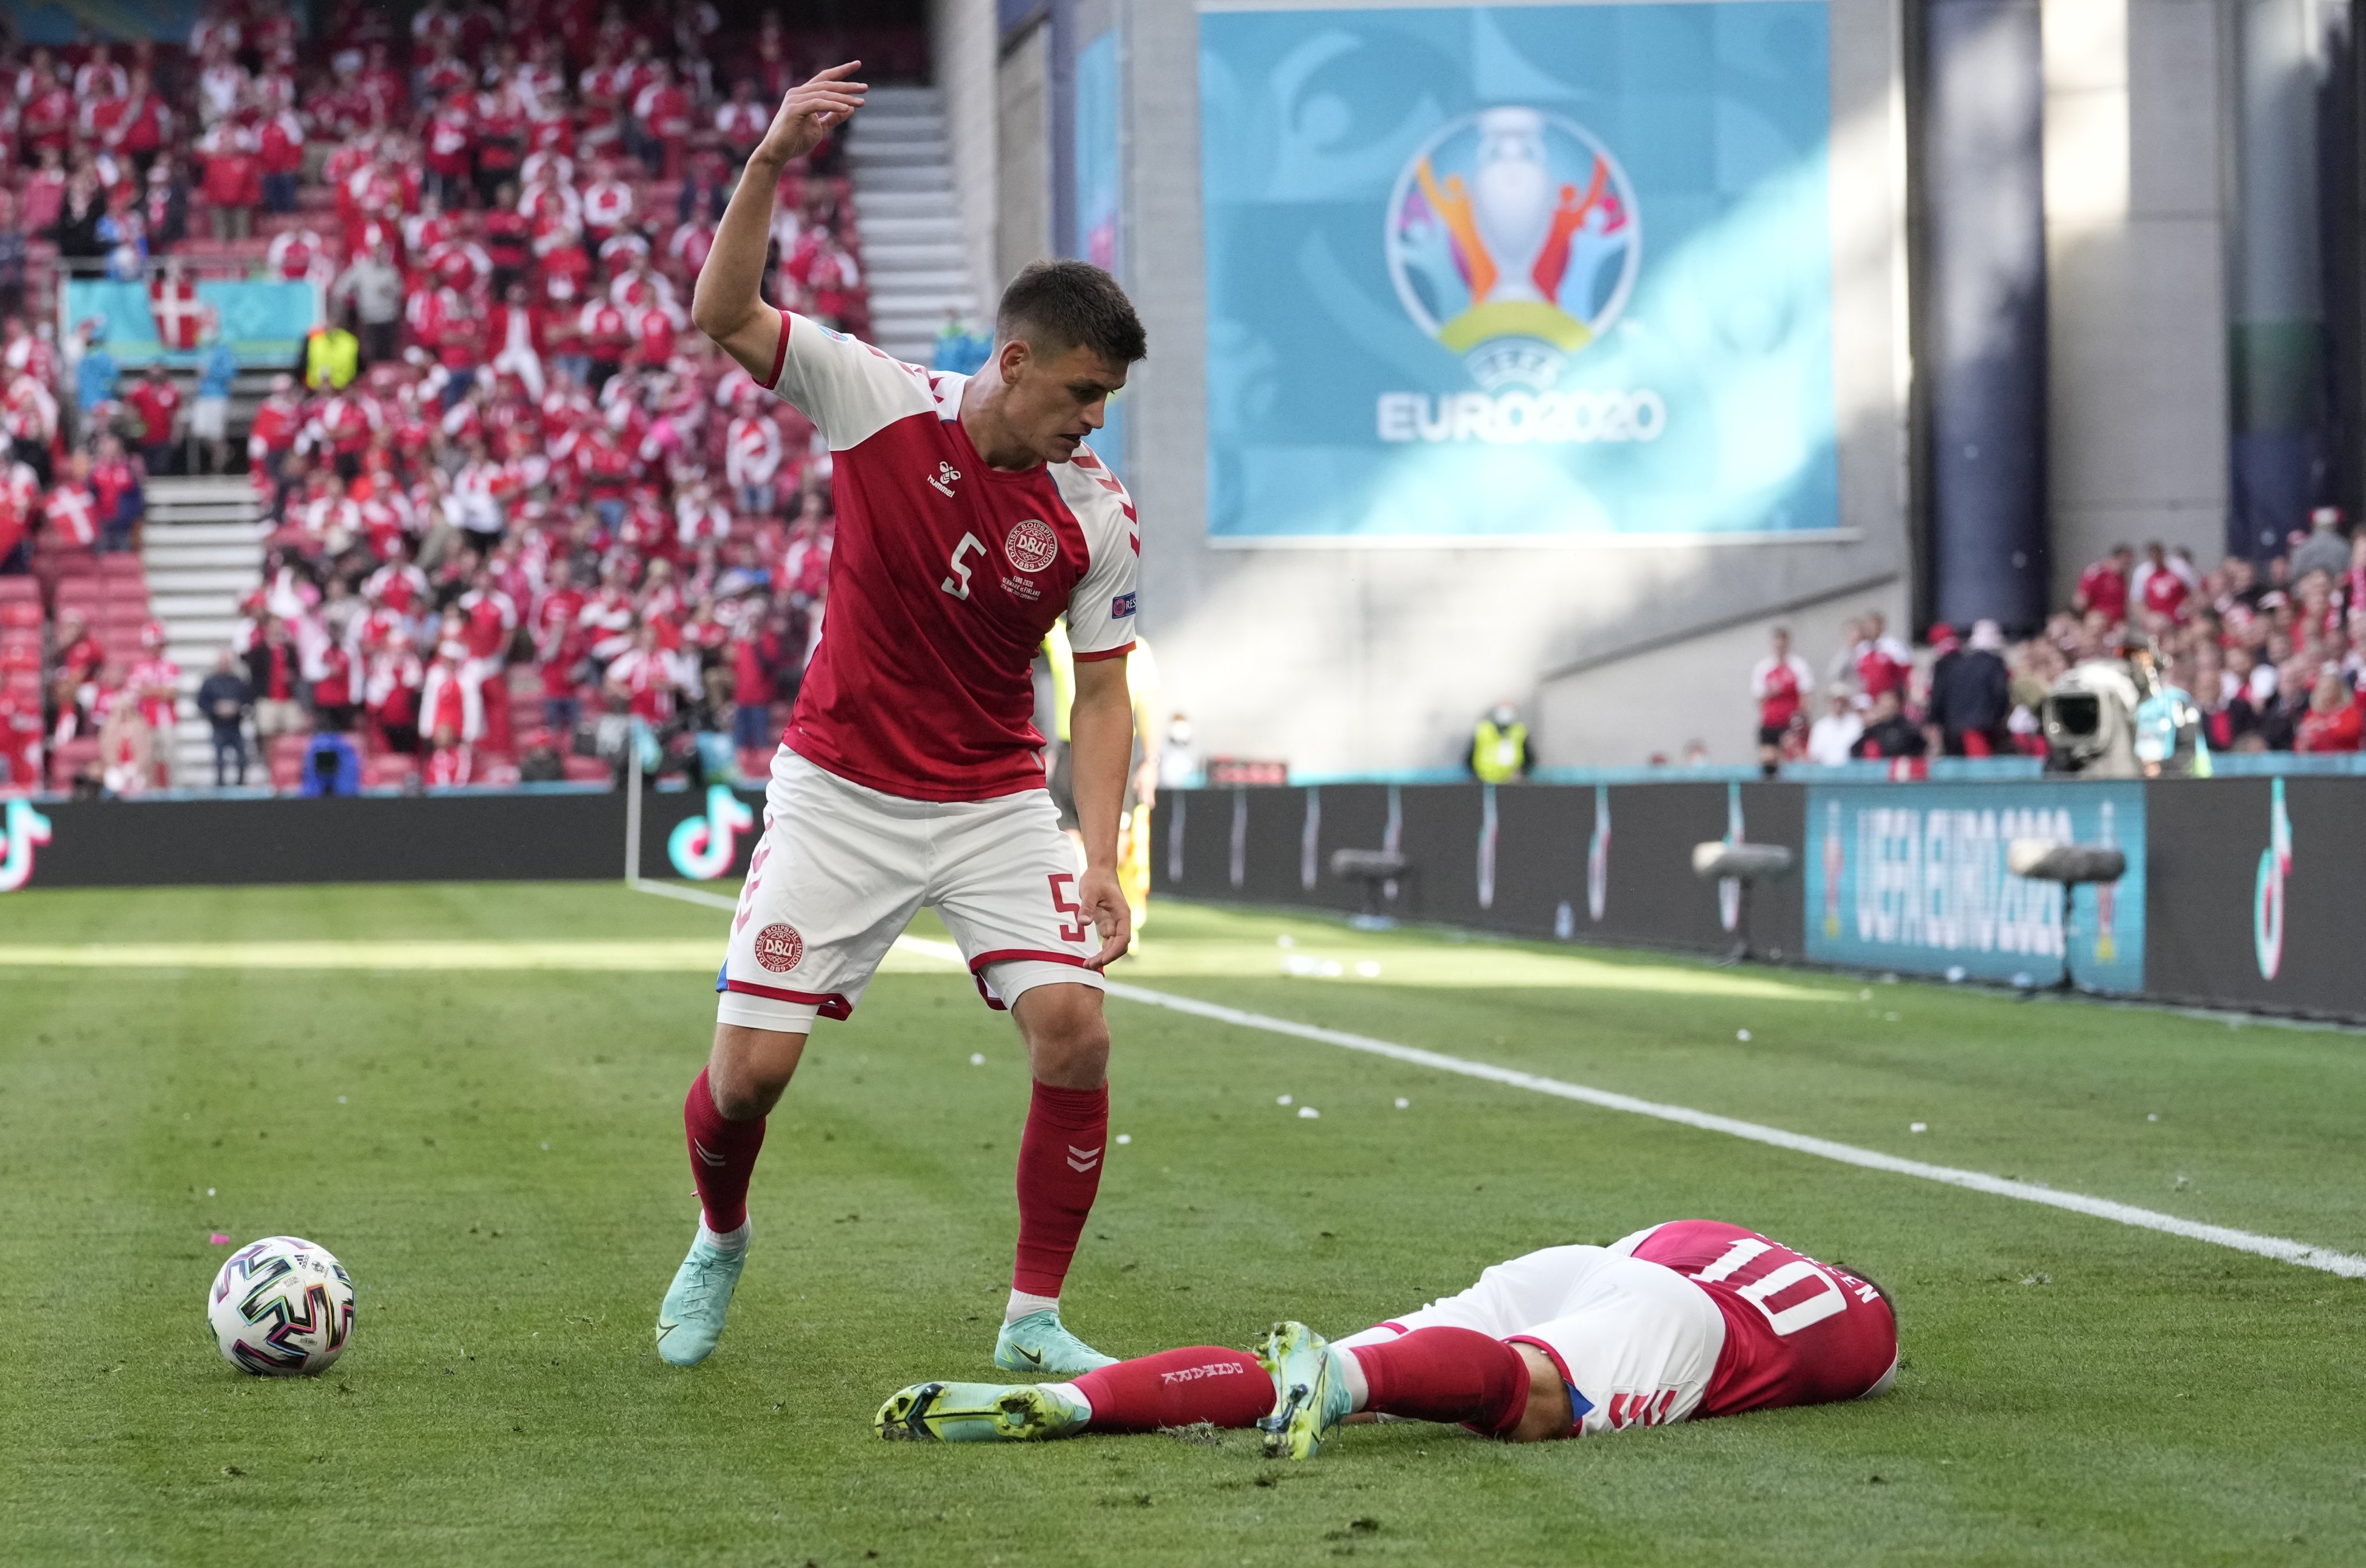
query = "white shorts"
xmin=715 ymin=746 xmax=1103 ymax=1034
xmin=191 ymin=396 xmax=229 ymax=441
xmin=1336 ymin=1240 xmax=1725 ymax=1436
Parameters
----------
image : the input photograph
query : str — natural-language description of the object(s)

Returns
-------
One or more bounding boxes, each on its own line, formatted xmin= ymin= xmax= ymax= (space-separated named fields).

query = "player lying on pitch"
xmin=876 ymin=1220 xmax=1897 ymax=1456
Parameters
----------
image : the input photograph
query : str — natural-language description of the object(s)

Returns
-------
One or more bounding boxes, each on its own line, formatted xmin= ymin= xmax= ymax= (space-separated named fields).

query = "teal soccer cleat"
xmin=654 ymin=1230 xmax=748 ymax=1366
xmin=875 ymin=1380 xmax=1091 ymax=1442
xmin=1256 ymin=1321 xmax=1354 ymax=1459
xmin=993 ymin=1307 xmax=1117 ymax=1376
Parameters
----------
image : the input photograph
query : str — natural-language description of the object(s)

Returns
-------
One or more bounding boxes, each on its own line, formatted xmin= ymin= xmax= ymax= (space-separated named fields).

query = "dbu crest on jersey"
xmin=754 ymin=922 xmax=804 ymax=972
xmin=1004 ymin=518 xmax=1058 ymax=574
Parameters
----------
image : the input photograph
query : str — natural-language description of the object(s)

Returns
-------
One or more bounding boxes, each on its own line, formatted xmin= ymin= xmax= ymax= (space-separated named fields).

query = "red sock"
xmin=1011 ymin=1080 xmax=1108 ymax=1297
xmin=1349 ymin=1327 xmax=1532 ymax=1436
xmin=1071 ymin=1347 xmax=1273 ymax=1432
xmin=684 ymin=1068 xmax=765 ymax=1233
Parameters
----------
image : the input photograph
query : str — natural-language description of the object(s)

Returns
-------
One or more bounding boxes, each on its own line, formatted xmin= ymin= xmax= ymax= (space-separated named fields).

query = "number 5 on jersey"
xmin=942 ymin=532 xmax=986 ymax=601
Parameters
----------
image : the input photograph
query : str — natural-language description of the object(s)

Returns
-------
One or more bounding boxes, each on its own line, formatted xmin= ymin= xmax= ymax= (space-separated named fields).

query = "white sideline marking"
xmin=624 ymin=881 xmax=2366 ymax=1283
xmin=626 ymin=878 xmax=741 ymax=913
xmin=880 ymin=932 xmax=2366 ymax=1280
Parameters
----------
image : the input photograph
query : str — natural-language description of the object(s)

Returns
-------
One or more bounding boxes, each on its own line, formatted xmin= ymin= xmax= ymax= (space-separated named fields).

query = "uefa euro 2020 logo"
xmin=1379 ymin=107 xmax=1659 ymax=447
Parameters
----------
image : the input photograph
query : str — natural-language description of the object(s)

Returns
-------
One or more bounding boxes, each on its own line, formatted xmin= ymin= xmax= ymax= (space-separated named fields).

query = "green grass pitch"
xmin=3 ymin=882 xmax=2363 ymax=1566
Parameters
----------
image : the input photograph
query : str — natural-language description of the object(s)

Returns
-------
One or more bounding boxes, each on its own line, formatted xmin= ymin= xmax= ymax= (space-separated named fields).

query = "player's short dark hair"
xmin=996 ymin=259 xmax=1147 ymax=367
xmin=1830 ymin=1261 xmax=1896 ymax=1320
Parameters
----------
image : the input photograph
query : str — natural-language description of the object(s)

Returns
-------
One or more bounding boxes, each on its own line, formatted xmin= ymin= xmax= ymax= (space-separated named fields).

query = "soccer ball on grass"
xmin=207 ymin=1236 xmax=355 ymax=1376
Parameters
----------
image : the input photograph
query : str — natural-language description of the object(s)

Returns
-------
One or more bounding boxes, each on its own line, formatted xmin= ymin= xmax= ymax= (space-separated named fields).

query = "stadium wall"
xmin=1147 ymin=778 xmax=2366 ymax=1022
xmin=1102 ymin=0 xmax=1918 ymax=775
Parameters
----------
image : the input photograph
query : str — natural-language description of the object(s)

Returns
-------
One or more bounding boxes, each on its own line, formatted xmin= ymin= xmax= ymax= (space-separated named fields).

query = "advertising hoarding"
xmin=1802 ymin=783 xmax=2146 ymax=991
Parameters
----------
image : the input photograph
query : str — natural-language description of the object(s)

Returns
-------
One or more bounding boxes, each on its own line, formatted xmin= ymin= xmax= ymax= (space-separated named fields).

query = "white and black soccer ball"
xmin=207 ymin=1236 xmax=355 ymax=1376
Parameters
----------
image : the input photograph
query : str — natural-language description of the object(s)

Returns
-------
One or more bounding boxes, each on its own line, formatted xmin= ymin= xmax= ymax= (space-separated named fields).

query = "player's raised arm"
xmin=692 ymin=62 xmax=867 ymax=381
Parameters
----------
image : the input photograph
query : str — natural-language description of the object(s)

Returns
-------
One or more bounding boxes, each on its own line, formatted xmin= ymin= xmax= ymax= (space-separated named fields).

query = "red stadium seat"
xmin=365 ymin=753 xmax=418 ymax=787
xmin=0 ymin=600 xmax=39 ymax=627
xmin=562 ymin=754 xmax=612 ymax=784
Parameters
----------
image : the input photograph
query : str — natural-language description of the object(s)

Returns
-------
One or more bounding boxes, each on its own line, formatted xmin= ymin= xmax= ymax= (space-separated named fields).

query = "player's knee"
xmin=1012 ymin=985 xmax=1110 ymax=1087
xmin=1503 ymin=1343 xmax=1572 ymax=1443
xmin=708 ymin=1023 xmax=804 ymax=1119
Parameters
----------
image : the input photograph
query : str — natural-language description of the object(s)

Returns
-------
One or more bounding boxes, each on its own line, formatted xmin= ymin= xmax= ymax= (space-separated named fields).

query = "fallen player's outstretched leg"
xmin=876 ymin=1345 xmax=1275 ymax=1440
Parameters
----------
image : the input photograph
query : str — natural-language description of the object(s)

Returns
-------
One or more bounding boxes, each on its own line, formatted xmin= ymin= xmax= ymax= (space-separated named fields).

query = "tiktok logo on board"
xmin=668 ymin=785 xmax=756 ymax=881
xmin=2254 ymin=779 xmax=2291 ymax=980
xmin=0 ymin=797 xmax=52 ymax=892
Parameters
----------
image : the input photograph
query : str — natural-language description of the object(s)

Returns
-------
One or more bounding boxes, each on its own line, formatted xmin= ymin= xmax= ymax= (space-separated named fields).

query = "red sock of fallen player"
xmin=1349 ymin=1328 xmax=1532 ymax=1435
xmin=1069 ymin=1347 xmax=1273 ymax=1432
xmin=683 ymin=1068 xmax=765 ymax=1235
xmin=1011 ymin=1080 xmax=1109 ymax=1298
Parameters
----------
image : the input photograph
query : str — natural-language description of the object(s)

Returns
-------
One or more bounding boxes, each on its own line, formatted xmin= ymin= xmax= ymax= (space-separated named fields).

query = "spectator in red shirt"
xmin=1748 ymin=625 xmax=1814 ymax=776
xmin=90 ymin=435 xmax=145 ymax=555
xmin=2132 ymin=540 xmax=2192 ymax=623
xmin=2294 ymin=667 xmax=2364 ymax=752
xmin=2075 ymin=544 xmax=2134 ymax=625
xmin=124 ymin=362 xmax=183 ymax=477
xmin=730 ymin=619 xmax=781 ymax=755
xmin=1851 ymin=611 xmax=1910 ymax=700
xmin=196 ymin=114 xmax=262 ymax=241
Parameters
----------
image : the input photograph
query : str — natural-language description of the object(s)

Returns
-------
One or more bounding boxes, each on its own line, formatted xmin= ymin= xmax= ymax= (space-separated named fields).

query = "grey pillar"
xmin=2229 ymin=0 xmax=2334 ymax=557
xmin=1920 ymin=0 xmax=2052 ymax=631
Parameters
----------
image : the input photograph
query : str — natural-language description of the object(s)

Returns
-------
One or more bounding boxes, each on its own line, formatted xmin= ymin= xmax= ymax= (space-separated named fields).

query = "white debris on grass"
xmin=1354 ymin=961 xmax=1382 ymax=978
xmin=1910 ymin=1123 xmax=1927 ymax=1134
xmin=1394 ymin=1097 xmax=1410 ymax=1109
xmin=1277 ymin=935 xmax=1295 ymax=948
xmin=1297 ymin=1106 xmax=1320 ymax=1120
xmin=970 ymin=1053 xmax=986 ymax=1066
xmin=1115 ymin=1134 xmax=1131 ymax=1146
xmin=1276 ymin=1094 xmax=1292 ymax=1106
xmin=1736 ymin=1029 xmax=1751 ymax=1042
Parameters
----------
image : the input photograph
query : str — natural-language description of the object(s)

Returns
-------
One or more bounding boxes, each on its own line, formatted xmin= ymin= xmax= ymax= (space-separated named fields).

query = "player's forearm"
xmin=692 ymin=152 xmax=785 ymax=341
xmin=1067 ymin=680 xmax=1134 ymax=871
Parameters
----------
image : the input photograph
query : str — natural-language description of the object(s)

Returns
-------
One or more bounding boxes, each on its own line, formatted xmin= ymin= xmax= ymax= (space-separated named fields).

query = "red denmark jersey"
xmin=762 ymin=311 xmax=1139 ymax=801
xmin=1628 ymin=1220 xmax=1897 ymax=1418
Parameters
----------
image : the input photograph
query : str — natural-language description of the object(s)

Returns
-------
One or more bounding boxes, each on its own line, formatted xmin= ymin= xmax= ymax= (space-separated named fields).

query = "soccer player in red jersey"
xmin=876 ymin=1220 xmax=1899 ymax=1453
xmin=657 ymin=65 xmax=1148 ymax=1377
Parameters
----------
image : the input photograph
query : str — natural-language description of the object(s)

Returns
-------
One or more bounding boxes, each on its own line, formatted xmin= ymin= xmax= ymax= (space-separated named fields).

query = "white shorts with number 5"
xmin=716 ymin=746 xmax=1102 ymax=1034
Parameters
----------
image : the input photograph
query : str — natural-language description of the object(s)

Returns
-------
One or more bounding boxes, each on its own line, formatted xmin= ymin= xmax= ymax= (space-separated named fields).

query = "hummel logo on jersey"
xmin=1159 ymin=1360 xmax=1250 ymax=1386
xmin=1066 ymin=1143 xmax=1103 ymax=1174
xmin=927 ymin=461 xmax=961 ymax=497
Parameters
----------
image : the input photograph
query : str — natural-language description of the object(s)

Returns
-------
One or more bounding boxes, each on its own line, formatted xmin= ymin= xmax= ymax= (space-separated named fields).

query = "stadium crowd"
xmin=1751 ymin=512 xmax=2366 ymax=770
xmin=0 ymin=2 xmax=906 ymax=793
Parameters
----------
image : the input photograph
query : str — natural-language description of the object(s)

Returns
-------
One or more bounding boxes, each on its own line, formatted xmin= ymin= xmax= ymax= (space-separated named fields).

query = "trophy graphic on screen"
xmin=1387 ymin=106 xmax=1640 ymax=390
xmin=1471 ymin=109 xmax=1555 ymax=304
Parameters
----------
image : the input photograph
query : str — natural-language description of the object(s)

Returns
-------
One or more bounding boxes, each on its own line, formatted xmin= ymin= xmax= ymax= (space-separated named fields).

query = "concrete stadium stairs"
xmin=142 ymin=476 xmax=266 ymax=785
xmin=847 ymin=85 xmax=979 ymax=365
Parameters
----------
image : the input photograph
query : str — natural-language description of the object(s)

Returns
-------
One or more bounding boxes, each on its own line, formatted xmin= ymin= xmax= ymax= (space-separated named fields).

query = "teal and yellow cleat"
xmin=993 ymin=1307 xmax=1116 ymax=1376
xmin=875 ymin=1380 xmax=1090 ymax=1442
xmin=1256 ymin=1321 xmax=1354 ymax=1459
xmin=654 ymin=1231 xmax=748 ymax=1367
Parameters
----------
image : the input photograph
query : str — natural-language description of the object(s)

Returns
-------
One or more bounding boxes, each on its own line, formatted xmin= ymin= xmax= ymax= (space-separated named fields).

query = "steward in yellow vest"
xmin=1472 ymin=704 xmax=1529 ymax=783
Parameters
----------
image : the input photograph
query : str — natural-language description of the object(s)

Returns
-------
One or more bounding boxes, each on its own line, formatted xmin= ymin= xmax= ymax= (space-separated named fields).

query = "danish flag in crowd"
xmin=149 ymin=274 xmax=203 ymax=350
